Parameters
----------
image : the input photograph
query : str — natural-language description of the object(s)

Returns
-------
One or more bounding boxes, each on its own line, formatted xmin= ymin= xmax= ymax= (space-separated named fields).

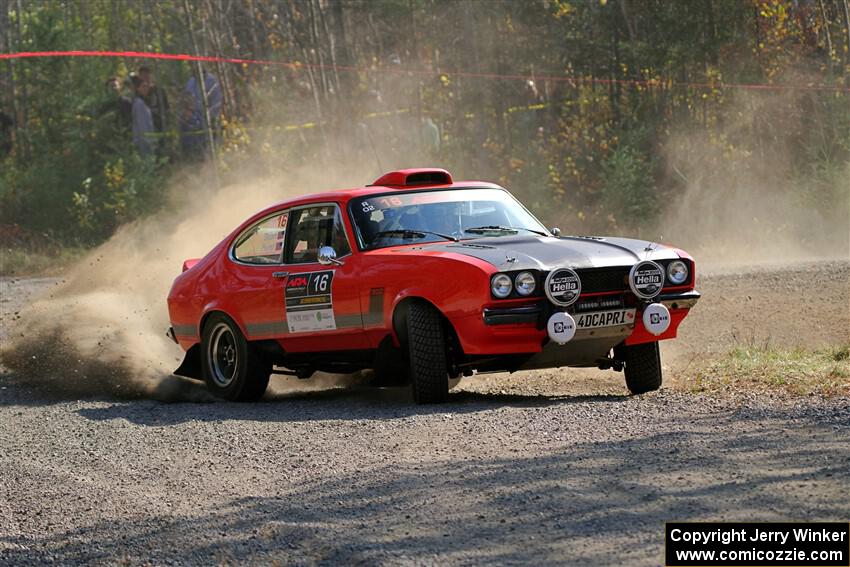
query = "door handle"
xmin=272 ymin=271 xmax=289 ymax=279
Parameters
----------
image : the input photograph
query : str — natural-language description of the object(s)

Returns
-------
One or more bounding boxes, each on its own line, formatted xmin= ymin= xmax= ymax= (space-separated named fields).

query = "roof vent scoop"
xmin=371 ymin=168 xmax=453 ymax=187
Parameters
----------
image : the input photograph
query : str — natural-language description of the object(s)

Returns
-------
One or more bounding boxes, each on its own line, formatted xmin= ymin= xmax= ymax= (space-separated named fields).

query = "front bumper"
xmin=658 ymin=290 xmax=700 ymax=310
xmin=623 ymin=290 xmax=700 ymax=346
xmin=482 ymin=290 xmax=700 ymax=327
xmin=462 ymin=289 xmax=700 ymax=356
xmin=482 ymin=304 xmax=542 ymax=326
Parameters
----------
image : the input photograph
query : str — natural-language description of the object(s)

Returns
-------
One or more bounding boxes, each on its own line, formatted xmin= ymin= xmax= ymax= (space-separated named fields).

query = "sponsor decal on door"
xmin=284 ymin=270 xmax=336 ymax=333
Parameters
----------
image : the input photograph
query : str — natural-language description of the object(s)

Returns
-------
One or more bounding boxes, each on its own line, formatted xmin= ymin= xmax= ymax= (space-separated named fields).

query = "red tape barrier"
xmin=1 ymin=50 xmax=848 ymax=93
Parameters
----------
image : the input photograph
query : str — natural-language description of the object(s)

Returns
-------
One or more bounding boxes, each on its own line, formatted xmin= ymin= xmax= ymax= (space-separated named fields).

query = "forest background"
xmin=1 ymin=0 xmax=848 ymax=273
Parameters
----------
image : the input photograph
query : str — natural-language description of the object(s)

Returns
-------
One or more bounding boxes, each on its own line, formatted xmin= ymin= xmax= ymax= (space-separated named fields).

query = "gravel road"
xmin=1 ymin=261 xmax=848 ymax=565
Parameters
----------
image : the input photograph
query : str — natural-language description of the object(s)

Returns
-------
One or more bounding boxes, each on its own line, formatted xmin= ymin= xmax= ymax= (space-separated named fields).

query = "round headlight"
xmin=515 ymin=271 xmax=536 ymax=296
xmin=491 ymin=273 xmax=513 ymax=298
xmin=629 ymin=260 xmax=664 ymax=299
xmin=667 ymin=260 xmax=689 ymax=285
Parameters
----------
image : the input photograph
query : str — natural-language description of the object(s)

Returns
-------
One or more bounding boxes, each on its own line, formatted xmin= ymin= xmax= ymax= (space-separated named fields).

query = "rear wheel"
xmin=617 ymin=342 xmax=662 ymax=394
xmin=201 ymin=313 xmax=270 ymax=401
xmin=406 ymin=302 xmax=449 ymax=404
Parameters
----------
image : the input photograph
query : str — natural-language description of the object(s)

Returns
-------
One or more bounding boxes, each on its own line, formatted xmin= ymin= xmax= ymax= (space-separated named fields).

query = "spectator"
xmin=180 ymin=69 xmax=222 ymax=159
xmin=0 ymin=110 xmax=13 ymax=157
xmin=419 ymin=116 xmax=440 ymax=156
xmin=138 ymin=65 xmax=170 ymax=133
xmin=178 ymin=91 xmax=203 ymax=160
xmin=98 ymin=76 xmax=132 ymax=130
xmin=130 ymin=75 xmax=156 ymax=158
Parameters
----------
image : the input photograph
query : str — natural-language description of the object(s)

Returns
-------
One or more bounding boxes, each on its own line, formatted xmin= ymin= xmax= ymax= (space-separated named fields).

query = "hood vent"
xmin=371 ymin=168 xmax=453 ymax=187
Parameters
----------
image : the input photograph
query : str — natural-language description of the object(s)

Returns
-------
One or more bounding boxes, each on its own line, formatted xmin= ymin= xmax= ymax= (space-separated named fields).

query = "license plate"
xmin=575 ymin=308 xmax=636 ymax=329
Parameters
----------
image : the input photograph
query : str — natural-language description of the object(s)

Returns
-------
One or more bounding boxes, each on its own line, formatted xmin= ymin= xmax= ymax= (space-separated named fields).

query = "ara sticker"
xmin=284 ymin=270 xmax=336 ymax=333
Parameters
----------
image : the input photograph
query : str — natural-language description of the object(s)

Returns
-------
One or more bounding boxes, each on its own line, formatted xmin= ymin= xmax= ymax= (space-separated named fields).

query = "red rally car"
xmin=167 ymin=168 xmax=700 ymax=403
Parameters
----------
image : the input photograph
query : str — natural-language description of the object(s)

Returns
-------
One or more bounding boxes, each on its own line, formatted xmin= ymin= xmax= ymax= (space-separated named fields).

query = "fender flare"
xmin=389 ymin=294 xmax=461 ymax=354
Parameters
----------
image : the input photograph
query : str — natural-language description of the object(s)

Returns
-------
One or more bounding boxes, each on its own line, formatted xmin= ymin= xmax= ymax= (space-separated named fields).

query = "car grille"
xmin=575 ymin=266 xmax=630 ymax=294
xmin=574 ymin=295 xmax=626 ymax=312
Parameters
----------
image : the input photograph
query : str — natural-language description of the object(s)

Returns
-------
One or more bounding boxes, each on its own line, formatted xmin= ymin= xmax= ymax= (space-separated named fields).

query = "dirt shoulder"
xmin=673 ymin=260 xmax=849 ymax=354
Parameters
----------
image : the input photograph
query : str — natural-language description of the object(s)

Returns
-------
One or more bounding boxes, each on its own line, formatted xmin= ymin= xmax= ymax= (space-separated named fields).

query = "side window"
xmin=285 ymin=205 xmax=351 ymax=264
xmin=233 ymin=212 xmax=288 ymax=264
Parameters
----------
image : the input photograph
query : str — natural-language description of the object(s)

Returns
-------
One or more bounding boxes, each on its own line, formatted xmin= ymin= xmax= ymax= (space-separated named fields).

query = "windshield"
xmin=350 ymin=188 xmax=548 ymax=250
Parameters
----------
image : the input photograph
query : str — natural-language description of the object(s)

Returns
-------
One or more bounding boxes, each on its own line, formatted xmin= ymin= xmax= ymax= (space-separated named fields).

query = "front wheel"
xmin=406 ymin=302 xmax=450 ymax=404
xmin=617 ymin=342 xmax=662 ymax=394
xmin=201 ymin=313 xmax=270 ymax=402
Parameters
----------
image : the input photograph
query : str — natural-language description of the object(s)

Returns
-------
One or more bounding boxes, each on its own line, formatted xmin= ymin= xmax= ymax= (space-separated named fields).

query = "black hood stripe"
xmin=427 ymin=235 xmax=677 ymax=271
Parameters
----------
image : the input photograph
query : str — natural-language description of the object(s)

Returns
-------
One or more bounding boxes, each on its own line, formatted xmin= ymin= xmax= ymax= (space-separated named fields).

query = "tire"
xmin=201 ymin=313 xmax=270 ymax=402
xmin=406 ymin=302 xmax=449 ymax=404
xmin=618 ymin=341 xmax=662 ymax=394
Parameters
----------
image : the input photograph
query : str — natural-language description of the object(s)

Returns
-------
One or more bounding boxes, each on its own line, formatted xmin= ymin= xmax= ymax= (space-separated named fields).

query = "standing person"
xmin=419 ymin=116 xmax=441 ymax=157
xmin=180 ymin=69 xmax=222 ymax=160
xmin=177 ymin=90 xmax=202 ymax=160
xmin=138 ymin=65 xmax=169 ymax=133
xmin=130 ymin=75 xmax=156 ymax=158
xmin=98 ymin=76 xmax=132 ymax=130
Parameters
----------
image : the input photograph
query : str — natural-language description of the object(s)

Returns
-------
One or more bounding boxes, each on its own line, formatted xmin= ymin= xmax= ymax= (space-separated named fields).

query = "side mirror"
xmin=318 ymin=246 xmax=343 ymax=266
xmin=550 ymin=227 xmax=561 ymax=237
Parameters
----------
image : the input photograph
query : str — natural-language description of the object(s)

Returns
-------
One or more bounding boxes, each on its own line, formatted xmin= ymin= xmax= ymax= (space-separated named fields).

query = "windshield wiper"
xmin=373 ymin=229 xmax=458 ymax=243
xmin=464 ymin=225 xmax=549 ymax=237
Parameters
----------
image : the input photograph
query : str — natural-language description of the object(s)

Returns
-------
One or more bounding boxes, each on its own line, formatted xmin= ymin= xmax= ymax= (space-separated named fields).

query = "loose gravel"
xmin=1 ymin=262 xmax=848 ymax=566
xmin=1 ymin=390 xmax=849 ymax=566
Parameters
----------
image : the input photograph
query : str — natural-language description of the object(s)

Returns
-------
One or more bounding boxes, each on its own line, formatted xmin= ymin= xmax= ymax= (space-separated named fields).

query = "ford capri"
xmin=167 ymin=168 xmax=699 ymax=403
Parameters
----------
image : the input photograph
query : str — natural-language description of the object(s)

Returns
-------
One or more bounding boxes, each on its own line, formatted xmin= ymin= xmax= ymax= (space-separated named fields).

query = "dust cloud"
xmin=0 ymin=162 xmax=381 ymax=401
xmin=0 ymin=67 xmax=434 ymax=402
xmin=655 ymin=89 xmax=850 ymax=271
xmin=1 ymin=86 xmax=847 ymax=401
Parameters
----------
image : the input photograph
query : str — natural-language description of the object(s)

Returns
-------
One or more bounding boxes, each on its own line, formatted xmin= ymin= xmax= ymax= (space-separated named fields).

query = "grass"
xmin=0 ymin=246 xmax=87 ymax=277
xmin=689 ymin=344 xmax=850 ymax=397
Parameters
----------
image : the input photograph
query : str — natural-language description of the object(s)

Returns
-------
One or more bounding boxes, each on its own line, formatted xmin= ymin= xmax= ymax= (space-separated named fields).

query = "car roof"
xmin=250 ymin=169 xmax=506 ymax=221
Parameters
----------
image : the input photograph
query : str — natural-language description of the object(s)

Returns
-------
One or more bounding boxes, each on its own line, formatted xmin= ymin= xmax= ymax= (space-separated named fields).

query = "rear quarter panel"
xmin=167 ymin=240 xmax=230 ymax=350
